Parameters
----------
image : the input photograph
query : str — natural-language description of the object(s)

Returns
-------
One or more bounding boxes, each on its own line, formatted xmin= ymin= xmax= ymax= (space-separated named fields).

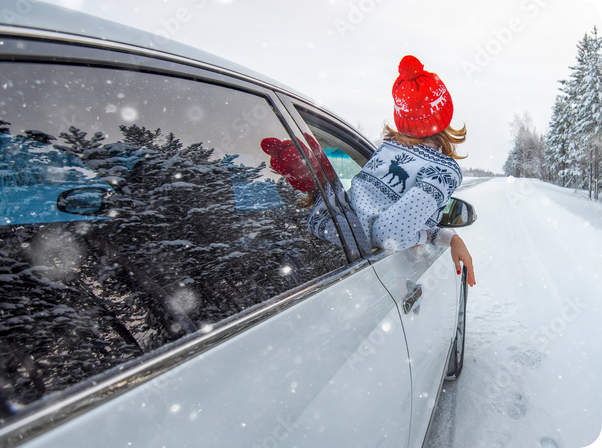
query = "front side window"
xmin=307 ymin=126 xmax=365 ymax=191
xmin=0 ymin=63 xmax=347 ymax=412
xmin=290 ymin=108 xmax=373 ymax=256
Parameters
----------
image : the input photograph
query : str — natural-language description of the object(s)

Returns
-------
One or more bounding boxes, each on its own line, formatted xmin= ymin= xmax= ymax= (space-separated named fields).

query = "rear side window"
xmin=0 ymin=63 xmax=347 ymax=411
xmin=297 ymin=109 xmax=370 ymax=191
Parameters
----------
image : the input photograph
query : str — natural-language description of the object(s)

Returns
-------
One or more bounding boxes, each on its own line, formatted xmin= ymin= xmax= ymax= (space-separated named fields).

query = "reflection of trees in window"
xmin=0 ymin=123 xmax=346 ymax=410
xmin=92 ymin=124 xmax=346 ymax=325
xmin=0 ymin=224 xmax=146 ymax=408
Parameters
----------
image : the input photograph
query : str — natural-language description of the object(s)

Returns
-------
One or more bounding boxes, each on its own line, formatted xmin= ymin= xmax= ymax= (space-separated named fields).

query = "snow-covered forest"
xmin=504 ymin=27 xmax=602 ymax=201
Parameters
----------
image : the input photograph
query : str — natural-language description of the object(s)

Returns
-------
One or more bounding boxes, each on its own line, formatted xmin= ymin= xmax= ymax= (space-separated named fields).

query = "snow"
xmin=426 ymin=177 xmax=602 ymax=448
xmin=57 ymin=165 xmax=99 ymax=180
xmin=158 ymin=239 xmax=194 ymax=247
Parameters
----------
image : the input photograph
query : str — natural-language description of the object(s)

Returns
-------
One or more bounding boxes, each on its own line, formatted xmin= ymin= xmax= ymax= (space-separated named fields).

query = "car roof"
xmin=0 ymin=1 xmax=307 ymax=100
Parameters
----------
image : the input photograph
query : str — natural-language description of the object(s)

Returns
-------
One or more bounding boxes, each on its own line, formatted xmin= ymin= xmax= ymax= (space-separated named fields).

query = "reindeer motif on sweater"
xmin=381 ymin=153 xmax=414 ymax=192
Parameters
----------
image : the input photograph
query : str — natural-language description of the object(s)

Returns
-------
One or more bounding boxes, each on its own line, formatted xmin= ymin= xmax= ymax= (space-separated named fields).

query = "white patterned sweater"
xmin=350 ymin=140 xmax=461 ymax=251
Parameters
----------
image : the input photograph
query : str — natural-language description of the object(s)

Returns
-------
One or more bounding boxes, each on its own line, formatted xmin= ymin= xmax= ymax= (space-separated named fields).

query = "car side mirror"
xmin=57 ymin=187 xmax=112 ymax=216
xmin=438 ymin=197 xmax=477 ymax=228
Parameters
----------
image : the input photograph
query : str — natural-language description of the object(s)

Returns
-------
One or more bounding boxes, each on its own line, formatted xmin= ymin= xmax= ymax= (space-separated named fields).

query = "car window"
xmin=286 ymin=107 xmax=373 ymax=257
xmin=0 ymin=63 xmax=348 ymax=412
xmin=296 ymin=109 xmax=370 ymax=191
xmin=307 ymin=126 xmax=364 ymax=190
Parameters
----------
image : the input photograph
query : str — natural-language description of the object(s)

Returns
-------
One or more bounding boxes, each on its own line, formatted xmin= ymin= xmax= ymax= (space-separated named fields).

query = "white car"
xmin=0 ymin=4 xmax=475 ymax=448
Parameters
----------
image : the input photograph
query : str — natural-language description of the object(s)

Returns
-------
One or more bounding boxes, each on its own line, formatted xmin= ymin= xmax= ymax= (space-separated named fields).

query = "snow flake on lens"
xmin=380 ymin=319 xmax=393 ymax=333
xmin=187 ymin=105 xmax=205 ymax=122
xmin=365 ymin=157 xmax=385 ymax=171
xmin=120 ymin=106 xmax=139 ymax=122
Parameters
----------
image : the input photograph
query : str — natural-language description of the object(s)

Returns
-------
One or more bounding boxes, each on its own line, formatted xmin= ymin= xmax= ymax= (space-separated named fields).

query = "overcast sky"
xmin=41 ymin=0 xmax=602 ymax=173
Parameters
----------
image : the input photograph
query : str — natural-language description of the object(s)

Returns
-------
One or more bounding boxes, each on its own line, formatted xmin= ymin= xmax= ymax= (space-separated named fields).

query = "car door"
xmin=368 ymin=247 xmax=457 ymax=447
xmin=282 ymin=98 xmax=459 ymax=448
xmin=0 ymin=35 xmax=413 ymax=448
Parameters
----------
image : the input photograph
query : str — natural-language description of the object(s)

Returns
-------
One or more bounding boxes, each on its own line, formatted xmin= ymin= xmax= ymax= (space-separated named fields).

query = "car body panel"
xmin=280 ymin=85 xmax=461 ymax=447
xmin=370 ymin=246 xmax=457 ymax=447
xmin=18 ymin=262 xmax=412 ymax=448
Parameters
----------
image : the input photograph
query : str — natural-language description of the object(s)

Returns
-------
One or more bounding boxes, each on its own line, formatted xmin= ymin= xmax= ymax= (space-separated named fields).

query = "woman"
xmin=351 ymin=55 xmax=476 ymax=287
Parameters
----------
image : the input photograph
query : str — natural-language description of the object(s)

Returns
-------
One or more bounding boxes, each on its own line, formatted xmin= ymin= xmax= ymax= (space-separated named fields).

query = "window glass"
xmin=0 ymin=64 xmax=347 ymax=410
xmin=293 ymin=109 xmax=373 ymax=256
xmin=296 ymin=110 xmax=370 ymax=191
xmin=308 ymin=126 xmax=365 ymax=190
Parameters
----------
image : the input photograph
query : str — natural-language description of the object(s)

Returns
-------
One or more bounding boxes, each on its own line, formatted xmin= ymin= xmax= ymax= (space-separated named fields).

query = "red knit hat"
xmin=392 ymin=55 xmax=453 ymax=139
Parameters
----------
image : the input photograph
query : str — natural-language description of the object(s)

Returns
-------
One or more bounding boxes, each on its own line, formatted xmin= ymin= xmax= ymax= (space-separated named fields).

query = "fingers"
xmin=457 ymin=258 xmax=475 ymax=287
xmin=465 ymin=264 xmax=476 ymax=287
xmin=450 ymin=235 xmax=476 ymax=287
xmin=461 ymin=254 xmax=476 ymax=287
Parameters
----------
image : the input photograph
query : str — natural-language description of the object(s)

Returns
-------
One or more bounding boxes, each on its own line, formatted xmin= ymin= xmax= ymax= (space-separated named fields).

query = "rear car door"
xmin=0 ymin=34 xmax=413 ymax=447
xmin=282 ymin=98 xmax=459 ymax=447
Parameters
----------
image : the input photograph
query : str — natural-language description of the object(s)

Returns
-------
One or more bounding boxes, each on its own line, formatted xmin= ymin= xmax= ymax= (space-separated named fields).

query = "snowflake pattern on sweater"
xmin=350 ymin=141 xmax=461 ymax=251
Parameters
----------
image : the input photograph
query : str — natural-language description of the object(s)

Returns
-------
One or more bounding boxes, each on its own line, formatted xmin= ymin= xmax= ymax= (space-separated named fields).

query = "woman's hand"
xmin=450 ymin=234 xmax=476 ymax=287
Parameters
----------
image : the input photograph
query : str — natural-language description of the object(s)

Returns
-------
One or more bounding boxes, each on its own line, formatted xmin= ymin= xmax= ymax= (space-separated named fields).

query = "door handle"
xmin=403 ymin=280 xmax=423 ymax=314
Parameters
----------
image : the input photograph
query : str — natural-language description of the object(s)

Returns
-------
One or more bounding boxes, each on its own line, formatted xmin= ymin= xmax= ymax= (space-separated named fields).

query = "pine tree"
xmin=557 ymin=27 xmax=602 ymax=199
xmin=118 ymin=124 xmax=182 ymax=153
xmin=54 ymin=126 xmax=106 ymax=159
xmin=545 ymin=96 xmax=575 ymax=186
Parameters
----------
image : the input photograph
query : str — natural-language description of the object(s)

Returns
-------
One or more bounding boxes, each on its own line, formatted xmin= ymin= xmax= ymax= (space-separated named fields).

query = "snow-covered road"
xmin=426 ymin=177 xmax=602 ymax=448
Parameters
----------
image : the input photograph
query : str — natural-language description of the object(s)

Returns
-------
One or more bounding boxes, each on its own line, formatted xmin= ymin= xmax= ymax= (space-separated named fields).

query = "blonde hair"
xmin=383 ymin=124 xmax=467 ymax=159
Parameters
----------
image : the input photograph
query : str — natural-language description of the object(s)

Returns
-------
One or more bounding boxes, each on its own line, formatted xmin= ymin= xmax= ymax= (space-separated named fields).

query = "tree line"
xmin=504 ymin=27 xmax=602 ymax=201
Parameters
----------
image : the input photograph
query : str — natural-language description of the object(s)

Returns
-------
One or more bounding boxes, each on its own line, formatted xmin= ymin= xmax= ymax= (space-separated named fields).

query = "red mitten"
xmin=304 ymin=133 xmax=336 ymax=182
xmin=260 ymin=137 xmax=317 ymax=192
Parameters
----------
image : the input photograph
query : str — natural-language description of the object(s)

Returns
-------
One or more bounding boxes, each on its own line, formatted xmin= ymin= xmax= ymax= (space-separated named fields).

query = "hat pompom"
xmin=397 ymin=55 xmax=424 ymax=81
xmin=260 ymin=137 xmax=282 ymax=156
